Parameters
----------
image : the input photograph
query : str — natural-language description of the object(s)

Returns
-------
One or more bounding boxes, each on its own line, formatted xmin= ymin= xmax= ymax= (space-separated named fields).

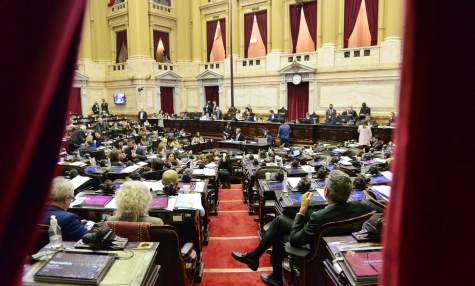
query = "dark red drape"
xmin=244 ymin=13 xmax=254 ymax=58
xmin=382 ymin=1 xmax=475 ymax=286
xmin=303 ymin=2 xmax=317 ymax=48
xmin=205 ymin=86 xmax=219 ymax=106
xmin=206 ymin=20 xmax=218 ymax=62
xmin=116 ymin=30 xmax=127 ymax=63
xmin=287 ymin=82 xmax=308 ymax=121
xmin=255 ymin=10 xmax=268 ymax=54
xmin=344 ymin=0 xmax=363 ymax=48
xmin=0 ymin=1 xmax=85 ymax=285
xmin=160 ymin=87 xmax=174 ymax=115
xmin=68 ymin=87 xmax=82 ymax=116
xmin=364 ymin=0 xmax=378 ymax=45
xmin=219 ymin=18 xmax=226 ymax=56
xmin=289 ymin=5 xmax=302 ymax=53
xmin=153 ymin=30 xmax=169 ymax=61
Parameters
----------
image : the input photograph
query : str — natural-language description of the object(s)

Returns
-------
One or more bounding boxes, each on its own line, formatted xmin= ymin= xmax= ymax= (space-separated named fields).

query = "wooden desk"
xmin=23 ymin=242 xmax=159 ymax=286
xmin=322 ymin=236 xmax=382 ymax=286
xmin=162 ymin=119 xmax=394 ymax=144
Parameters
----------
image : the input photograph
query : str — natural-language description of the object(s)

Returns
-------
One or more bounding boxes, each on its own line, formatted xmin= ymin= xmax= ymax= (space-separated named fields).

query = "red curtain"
xmin=68 ymin=87 xmax=82 ymax=116
xmin=364 ymin=0 xmax=378 ymax=45
xmin=0 ymin=1 xmax=85 ymax=285
xmin=115 ymin=30 xmax=127 ymax=63
xmin=303 ymin=2 xmax=317 ymax=48
xmin=382 ymin=1 xmax=475 ymax=286
xmin=256 ymin=10 xmax=268 ymax=54
xmin=205 ymin=86 xmax=219 ymax=106
xmin=206 ymin=20 xmax=218 ymax=62
xmin=287 ymin=82 xmax=308 ymax=121
xmin=219 ymin=18 xmax=226 ymax=56
xmin=289 ymin=5 xmax=302 ymax=53
xmin=153 ymin=30 xmax=169 ymax=61
xmin=344 ymin=0 xmax=363 ymax=48
xmin=244 ymin=13 xmax=254 ymax=58
xmin=160 ymin=87 xmax=174 ymax=114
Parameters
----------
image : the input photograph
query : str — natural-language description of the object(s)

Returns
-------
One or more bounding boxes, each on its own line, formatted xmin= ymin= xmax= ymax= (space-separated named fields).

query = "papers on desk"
xmin=136 ymin=161 xmax=148 ymax=167
xmin=380 ymin=171 xmax=393 ymax=180
xmin=173 ymin=193 xmax=205 ymax=216
xmin=316 ymin=188 xmax=326 ymax=200
xmin=193 ymin=181 xmax=206 ymax=193
xmin=147 ymin=154 xmax=158 ymax=159
xmin=234 ymin=155 xmax=243 ymax=159
xmin=69 ymin=175 xmax=91 ymax=191
xmin=301 ymin=165 xmax=315 ymax=173
xmin=121 ymin=165 xmax=140 ymax=173
xmin=371 ymin=185 xmax=391 ymax=199
xmin=374 ymin=158 xmax=387 ymax=164
xmin=340 ymin=156 xmax=352 ymax=162
xmin=69 ymin=161 xmax=87 ymax=167
xmin=205 ymin=162 xmax=217 ymax=168
xmin=104 ymin=198 xmax=117 ymax=209
xmin=287 ymin=177 xmax=301 ymax=189
xmin=339 ymin=160 xmax=353 ymax=166
xmin=192 ymin=168 xmax=216 ymax=176
xmin=142 ymin=181 xmax=164 ymax=192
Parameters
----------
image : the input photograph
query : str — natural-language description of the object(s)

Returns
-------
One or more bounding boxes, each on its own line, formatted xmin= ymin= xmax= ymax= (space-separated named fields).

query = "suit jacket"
xmin=94 ymin=121 xmax=109 ymax=134
xmin=325 ymin=109 xmax=337 ymax=120
xmin=235 ymin=133 xmax=245 ymax=141
xmin=101 ymin=102 xmax=109 ymax=114
xmin=42 ymin=206 xmax=87 ymax=241
xmin=289 ymin=201 xmax=373 ymax=248
xmin=69 ymin=130 xmax=86 ymax=147
xmin=124 ymin=146 xmax=146 ymax=161
xmin=138 ymin=111 xmax=148 ymax=122
xmin=359 ymin=106 xmax=371 ymax=116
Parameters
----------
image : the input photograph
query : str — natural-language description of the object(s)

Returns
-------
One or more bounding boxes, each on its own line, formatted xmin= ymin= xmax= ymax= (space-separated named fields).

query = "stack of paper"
xmin=371 ymin=185 xmax=391 ymax=199
xmin=193 ymin=181 xmax=206 ymax=193
xmin=203 ymin=168 xmax=216 ymax=176
xmin=142 ymin=180 xmax=164 ymax=192
xmin=301 ymin=165 xmax=315 ymax=173
xmin=121 ymin=165 xmax=140 ymax=173
xmin=287 ymin=177 xmax=301 ymax=189
xmin=69 ymin=175 xmax=91 ymax=190
xmin=174 ymin=193 xmax=205 ymax=216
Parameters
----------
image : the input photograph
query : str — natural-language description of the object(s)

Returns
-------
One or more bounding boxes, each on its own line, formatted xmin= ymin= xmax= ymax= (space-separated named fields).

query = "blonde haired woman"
xmin=107 ymin=181 xmax=163 ymax=225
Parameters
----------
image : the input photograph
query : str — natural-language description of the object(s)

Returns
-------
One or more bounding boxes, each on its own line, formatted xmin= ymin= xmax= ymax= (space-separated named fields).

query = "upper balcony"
xmin=335 ymin=46 xmax=381 ymax=67
xmin=108 ymin=0 xmax=128 ymax=19
xmin=149 ymin=0 xmax=175 ymax=17
xmin=280 ymin=52 xmax=317 ymax=70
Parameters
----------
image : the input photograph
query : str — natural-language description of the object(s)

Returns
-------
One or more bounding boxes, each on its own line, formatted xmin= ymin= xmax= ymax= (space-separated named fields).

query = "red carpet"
xmin=201 ymin=186 xmax=271 ymax=286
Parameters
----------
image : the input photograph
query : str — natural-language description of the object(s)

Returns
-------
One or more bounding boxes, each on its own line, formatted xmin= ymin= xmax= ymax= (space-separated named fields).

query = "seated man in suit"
xmin=359 ymin=102 xmax=371 ymax=118
xmin=231 ymin=170 xmax=373 ymax=286
xmin=94 ymin=117 xmax=109 ymax=135
xmin=325 ymin=104 xmax=337 ymax=124
xmin=69 ymin=125 xmax=87 ymax=151
xmin=268 ymin=110 xmax=275 ymax=122
xmin=42 ymin=177 xmax=88 ymax=241
xmin=124 ymin=138 xmax=146 ymax=162
xmin=234 ymin=128 xmax=245 ymax=141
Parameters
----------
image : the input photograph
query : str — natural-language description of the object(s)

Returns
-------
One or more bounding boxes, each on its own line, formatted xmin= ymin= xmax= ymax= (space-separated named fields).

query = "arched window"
xmin=153 ymin=31 xmax=170 ymax=62
xmin=244 ymin=10 xmax=267 ymax=58
xmin=207 ymin=19 xmax=226 ymax=62
xmin=289 ymin=2 xmax=317 ymax=53
xmin=344 ymin=0 xmax=378 ymax=48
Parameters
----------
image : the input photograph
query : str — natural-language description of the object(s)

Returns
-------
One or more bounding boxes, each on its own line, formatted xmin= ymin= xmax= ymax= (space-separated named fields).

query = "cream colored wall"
xmin=77 ymin=0 xmax=402 ymax=117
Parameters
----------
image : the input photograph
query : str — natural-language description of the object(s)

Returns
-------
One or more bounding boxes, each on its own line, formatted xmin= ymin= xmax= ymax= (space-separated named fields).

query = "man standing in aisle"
xmin=278 ymin=121 xmax=291 ymax=147
xmin=101 ymin=99 xmax=109 ymax=114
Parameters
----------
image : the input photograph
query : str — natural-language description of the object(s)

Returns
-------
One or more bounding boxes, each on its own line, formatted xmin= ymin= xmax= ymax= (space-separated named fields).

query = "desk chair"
xmin=141 ymin=170 xmax=164 ymax=181
xmin=106 ymin=221 xmax=197 ymax=286
xmin=364 ymin=190 xmax=386 ymax=212
xmin=31 ymin=224 xmax=50 ymax=255
xmin=254 ymin=167 xmax=285 ymax=232
xmin=282 ymin=211 xmax=376 ymax=286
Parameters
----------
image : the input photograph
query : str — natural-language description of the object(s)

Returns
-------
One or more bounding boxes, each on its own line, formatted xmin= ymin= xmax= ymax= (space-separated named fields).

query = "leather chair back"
xmin=285 ymin=211 xmax=376 ymax=286
xmin=31 ymin=224 xmax=50 ymax=255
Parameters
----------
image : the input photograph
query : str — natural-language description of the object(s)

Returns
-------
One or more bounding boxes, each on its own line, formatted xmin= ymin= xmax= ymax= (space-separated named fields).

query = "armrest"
xmin=181 ymin=242 xmax=194 ymax=258
xmin=284 ymin=242 xmax=311 ymax=258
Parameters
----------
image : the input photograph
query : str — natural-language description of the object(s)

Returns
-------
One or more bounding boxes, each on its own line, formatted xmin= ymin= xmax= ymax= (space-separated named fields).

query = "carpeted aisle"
xmin=200 ymin=184 xmax=271 ymax=286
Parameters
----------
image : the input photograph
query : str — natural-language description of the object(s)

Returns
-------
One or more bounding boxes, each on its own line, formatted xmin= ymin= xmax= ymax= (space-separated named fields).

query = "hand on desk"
xmin=299 ymin=192 xmax=313 ymax=215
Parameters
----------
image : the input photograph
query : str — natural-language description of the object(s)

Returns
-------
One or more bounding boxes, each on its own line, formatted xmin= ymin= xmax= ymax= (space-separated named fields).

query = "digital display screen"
xmin=113 ymin=93 xmax=126 ymax=105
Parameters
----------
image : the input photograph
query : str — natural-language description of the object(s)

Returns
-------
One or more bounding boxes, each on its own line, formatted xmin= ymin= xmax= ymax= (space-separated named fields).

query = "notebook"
xmin=148 ymin=196 xmax=169 ymax=209
xmin=81 ymin=195 xmax=113 ymax=207
xmin=33 ymin=252 xmax=116 ymax=285
xmin=287 ymin=192 xmax=325 ymax=205
xmin=341 ymin=248 xmax=383 ymax=278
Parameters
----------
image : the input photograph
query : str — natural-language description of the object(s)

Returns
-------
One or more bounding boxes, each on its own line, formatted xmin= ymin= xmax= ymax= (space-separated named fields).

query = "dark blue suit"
xmin=42 ymin=206 xmax=87 ymax=241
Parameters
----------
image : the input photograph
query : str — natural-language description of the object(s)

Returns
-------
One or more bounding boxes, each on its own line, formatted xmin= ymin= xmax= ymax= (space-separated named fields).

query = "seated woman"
xmin=107 ymin=181 xmax=164 ymax=225
xmin=191 ymin=132 xmax=205 ymax=145
xmin=161 ymin=170 xmax=179 ymax=196
xmin=141 ymin=158 xmax=165 ymax=181
xmin=169 ymin=137 xmax=182 ymax=149
xmin=165 ymin=152 xmax=180 ymax=168
xmin=109 ymin=149 xmax=126 ymax=167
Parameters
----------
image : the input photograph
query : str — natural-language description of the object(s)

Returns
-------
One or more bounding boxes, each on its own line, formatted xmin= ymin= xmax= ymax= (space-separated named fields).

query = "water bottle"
xmin=283 ymin=172 xmax=288 ymax=193
xmin=48 ymin=215 xmax=63 ymax=250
